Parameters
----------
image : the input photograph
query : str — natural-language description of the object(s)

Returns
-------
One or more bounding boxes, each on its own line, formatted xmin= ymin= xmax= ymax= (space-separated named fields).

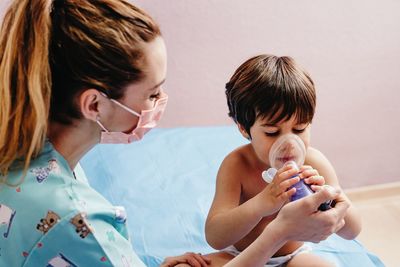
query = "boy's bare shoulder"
xmin=217 ymin=144 xmax=253 ymax=180
xmin=223 ymin=144 xmax=250 ymax=164
xmin=305 ymin=147 xmax=333 ymax=169
xmin=306 ymin=146 xmax=323 ymax=159
xmin=305 ymin=147 xmax=323 ymax=163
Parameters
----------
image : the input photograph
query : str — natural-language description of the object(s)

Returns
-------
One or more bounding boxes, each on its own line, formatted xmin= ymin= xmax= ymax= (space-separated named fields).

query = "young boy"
xmin=205 ymin=55 xmax=361 ymax=266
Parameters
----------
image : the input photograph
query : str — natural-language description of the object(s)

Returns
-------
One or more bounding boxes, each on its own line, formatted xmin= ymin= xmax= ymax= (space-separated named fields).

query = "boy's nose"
xmin=280 ymin=142 xmax=296 ymax=154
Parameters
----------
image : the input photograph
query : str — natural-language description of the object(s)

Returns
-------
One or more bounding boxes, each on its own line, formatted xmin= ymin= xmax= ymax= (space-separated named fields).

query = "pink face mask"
xmin=96 ymin=94 xmax=168 ymax=144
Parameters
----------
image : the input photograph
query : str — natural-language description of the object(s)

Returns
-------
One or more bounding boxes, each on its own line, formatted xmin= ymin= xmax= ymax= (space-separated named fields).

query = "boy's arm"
xmin=205 ymin=152 xmax=264 ymax=250
xmin=305 ymin=147 xmax=362 ymax=240
xmin=205 ymin=150 xmax=298 ymax=249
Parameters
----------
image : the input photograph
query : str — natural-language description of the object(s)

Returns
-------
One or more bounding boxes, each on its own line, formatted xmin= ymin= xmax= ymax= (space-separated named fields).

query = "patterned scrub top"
xmin=0 ymin=141 xmax=146 ymax=267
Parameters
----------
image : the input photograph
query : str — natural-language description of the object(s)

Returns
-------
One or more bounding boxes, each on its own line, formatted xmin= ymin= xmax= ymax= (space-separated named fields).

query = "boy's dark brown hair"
xmin=225 ymin=54 xmax=316 ymax=135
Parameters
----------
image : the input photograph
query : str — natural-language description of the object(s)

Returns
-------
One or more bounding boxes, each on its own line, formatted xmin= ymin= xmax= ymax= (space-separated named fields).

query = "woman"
xmin=0 ymin=0 xmax=348 ymax=266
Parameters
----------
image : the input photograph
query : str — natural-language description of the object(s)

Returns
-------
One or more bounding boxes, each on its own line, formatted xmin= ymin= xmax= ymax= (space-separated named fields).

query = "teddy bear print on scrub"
xmin=70 ymin=213 xmax=93 ymax=238
xmin=36 ymin=211 xmax=60 ymax=234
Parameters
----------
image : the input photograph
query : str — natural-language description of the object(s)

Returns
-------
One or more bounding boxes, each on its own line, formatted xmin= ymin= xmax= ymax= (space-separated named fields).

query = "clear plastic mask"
xmin=262 ymin=134 xmax=306 ymax=183
xmin=269 ymin=133 xmax=306 ymax=170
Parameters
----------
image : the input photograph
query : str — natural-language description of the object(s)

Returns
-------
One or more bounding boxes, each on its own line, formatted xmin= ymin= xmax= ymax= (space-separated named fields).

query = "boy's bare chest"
xmin=240 ymin=168 xmax=267 ymax=201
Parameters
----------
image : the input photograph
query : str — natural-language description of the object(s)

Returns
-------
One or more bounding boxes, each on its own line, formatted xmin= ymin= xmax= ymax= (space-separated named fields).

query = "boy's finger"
xmin=300 ymin=165 xmax=312 ymax=171
xmin=277 ymin=168 xmax=298 ymax=182
xmin=278 ymin=176 xmax=300 ymax=192
xmin=280 ymin=187 xmax=296 ymax=201
xmin=276 ymin=164 xmax=295 ymax=176
xmin=299 ymin=168 xmax=319 ymax=179
xmin=305 ymin=175 xmax=325 ymax=185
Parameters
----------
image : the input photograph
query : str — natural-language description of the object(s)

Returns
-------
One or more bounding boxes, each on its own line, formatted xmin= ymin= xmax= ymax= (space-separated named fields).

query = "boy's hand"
xmin=257 ymin=164 xmax=300 ymax=216
xmin=299 ymin=165 xmax=325 ymax=190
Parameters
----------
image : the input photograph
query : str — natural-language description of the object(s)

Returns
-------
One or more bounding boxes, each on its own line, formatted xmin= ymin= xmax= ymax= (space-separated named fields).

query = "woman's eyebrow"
xmin=148 ymin=78 xmax=166 ymax=91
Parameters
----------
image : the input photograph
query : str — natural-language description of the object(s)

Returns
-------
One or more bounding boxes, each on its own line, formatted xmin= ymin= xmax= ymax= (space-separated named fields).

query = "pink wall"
xmin=133 ymin=0 xmax=400 ymax=188
xmin=1 ymin=1 xmax=399 ymax=188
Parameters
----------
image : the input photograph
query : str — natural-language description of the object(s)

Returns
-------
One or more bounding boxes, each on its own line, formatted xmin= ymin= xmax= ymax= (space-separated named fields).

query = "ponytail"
xmin=1 ymin=0 xmax=161 ymax=185
xmin=0 ymin=0 xmax=52 ymax=184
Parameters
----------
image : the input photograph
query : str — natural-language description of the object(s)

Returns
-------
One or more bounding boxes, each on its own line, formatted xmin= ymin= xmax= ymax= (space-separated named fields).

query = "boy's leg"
xmin=286 ymin=253 xmax=335 ymax=267
xmin=205 ymin=252 xmax=235 ymax=267
xmin=173 ymin=252 xmax=234 ymax=267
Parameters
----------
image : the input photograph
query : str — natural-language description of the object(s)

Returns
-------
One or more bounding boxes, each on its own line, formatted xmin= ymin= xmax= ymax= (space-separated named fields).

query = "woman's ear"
xmin=237 ymin=123 xmax=251 ymax=140
xmin=79 ymin=89 xmax=103 ymax=121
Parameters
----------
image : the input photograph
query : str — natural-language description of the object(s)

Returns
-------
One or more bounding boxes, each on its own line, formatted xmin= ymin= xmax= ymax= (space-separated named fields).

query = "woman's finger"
xmin=186 ymin=257 xmax=201 ymax=267
xmin=192 ymin=253 xmax=211 ymax=267
xmin=160 ymin=258 xmax=179 ymax=267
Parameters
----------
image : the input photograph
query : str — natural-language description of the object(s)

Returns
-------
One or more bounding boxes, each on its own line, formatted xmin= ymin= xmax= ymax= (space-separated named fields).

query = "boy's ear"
xmin=237 ymin=123 xmax=251 ymax=140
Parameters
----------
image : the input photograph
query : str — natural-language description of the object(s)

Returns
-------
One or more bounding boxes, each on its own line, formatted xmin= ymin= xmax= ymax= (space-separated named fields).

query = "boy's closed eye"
xmin=264 ymin=126 xmax=308 ymax=137
xmin=264 ymin=125 xmax=280 ymax=137
xmin=265 ymin=131 xmax=280 ymax=137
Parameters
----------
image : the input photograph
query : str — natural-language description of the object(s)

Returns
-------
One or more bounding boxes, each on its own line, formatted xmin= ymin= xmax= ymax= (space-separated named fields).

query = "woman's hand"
xmin=160 ymin=252 xmax=211 ymax=267
xmin=274 ymin=185 xmax=349 ymax=242
xmin=257 ymin=164 xmax=300 ymax=216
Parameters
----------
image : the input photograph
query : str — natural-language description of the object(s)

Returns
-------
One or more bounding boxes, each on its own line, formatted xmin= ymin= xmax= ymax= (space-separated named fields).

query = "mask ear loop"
xmin=96 ymin=116 xmax=109 ymax=132
xmin=99 ymin=92 xmax=141 ymax=117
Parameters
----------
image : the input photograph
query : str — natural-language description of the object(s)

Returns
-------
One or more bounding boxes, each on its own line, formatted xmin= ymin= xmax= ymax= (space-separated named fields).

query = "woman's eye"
xmin=150 ymin=93 xmax=160 ymax=100
xmin=293 ymin=128 xmax=306 ymax=134
xmin=265 ymin=132 xmax=279 ymax=137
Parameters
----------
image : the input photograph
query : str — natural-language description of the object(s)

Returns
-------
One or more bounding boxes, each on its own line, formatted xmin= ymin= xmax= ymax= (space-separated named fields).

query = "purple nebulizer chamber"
xmin=261 ymin=134 xmax=332 ymax=211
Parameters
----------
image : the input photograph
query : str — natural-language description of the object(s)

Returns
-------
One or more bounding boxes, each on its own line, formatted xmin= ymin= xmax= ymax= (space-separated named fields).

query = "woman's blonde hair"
xmin=0 ymin=0 xmax=160 ymax=185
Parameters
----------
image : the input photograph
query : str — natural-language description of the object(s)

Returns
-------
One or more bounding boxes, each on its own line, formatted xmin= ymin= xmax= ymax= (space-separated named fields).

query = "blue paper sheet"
xmin=80 ymin=126 xmax=384 ymax=267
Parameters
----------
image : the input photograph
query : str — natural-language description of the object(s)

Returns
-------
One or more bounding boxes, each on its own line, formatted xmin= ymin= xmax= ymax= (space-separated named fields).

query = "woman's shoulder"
xmin=0 ymin=140 xmax=114 ymax=233
xmin=4 ymin=141 xmax=66 ymax=185
xmin=0 ymin=142 xmax=131 ymax=266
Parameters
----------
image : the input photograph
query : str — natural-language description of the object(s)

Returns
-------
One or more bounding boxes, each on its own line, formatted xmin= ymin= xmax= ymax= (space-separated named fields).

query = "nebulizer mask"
xmin=261 ymin=134 xmax=332 ymax=210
